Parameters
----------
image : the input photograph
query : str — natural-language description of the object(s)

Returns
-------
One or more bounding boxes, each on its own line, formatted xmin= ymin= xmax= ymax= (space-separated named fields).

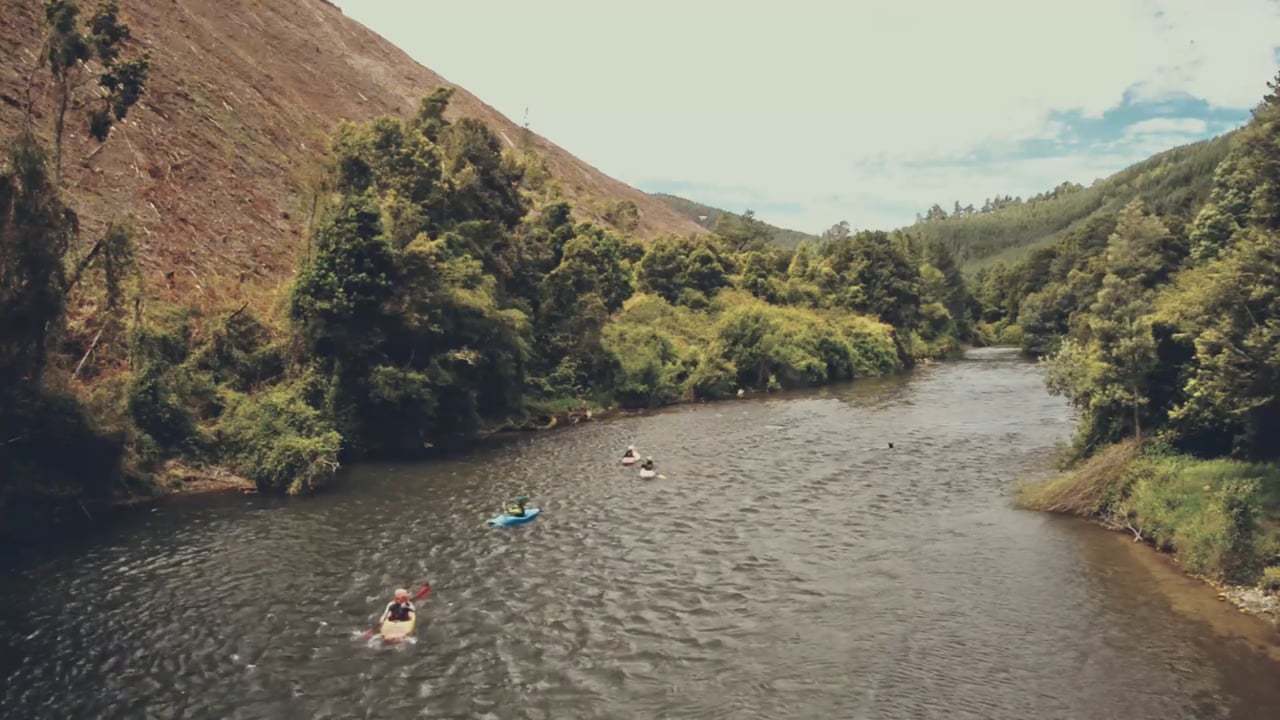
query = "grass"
xmin=1018 ymin=439 xmax=1280 ymax=585
xmin=1016 ymin=439 xmax=1141 ymax=515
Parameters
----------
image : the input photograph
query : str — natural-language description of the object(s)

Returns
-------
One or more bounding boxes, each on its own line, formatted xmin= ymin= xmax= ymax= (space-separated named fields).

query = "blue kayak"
xmin=487 ymin=507 xmax=541 ymax=527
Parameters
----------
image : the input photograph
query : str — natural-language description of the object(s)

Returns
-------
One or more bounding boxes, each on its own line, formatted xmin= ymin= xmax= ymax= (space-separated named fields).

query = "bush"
xmin=714 ymin=298 xmax=899 ymax=390
xmin=996 ymin=323 xmax=1025 ymax=346
xmin=971 ymin=321 xmax=999 ymax=347
xmin=1126 ymin=454 xmax=1277 ymax=583
xmin=125 ymin=307 xmax=196 ymax=452
xmin=1261 ymin=566 xmax=1280 ymax=593
xmin=603 ymin=291 xmax=902 ymax=405
xmin=602 ymin=322 xmax=690 ymax=408
xmin=1019 ymin=441 xmax=1278 ymax=584
xmin=215 ymin=375 xmax=341 ymax=495
xmin=687 ymin=352 xmax=737 ymax=400
xmin=1 ymin=388 xmax=126 ymax=498
xmin=187 ymin=308 xmax=286 ymax=392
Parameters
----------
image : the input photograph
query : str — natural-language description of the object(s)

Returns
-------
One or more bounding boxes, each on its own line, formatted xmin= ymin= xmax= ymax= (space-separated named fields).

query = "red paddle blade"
xmin=413 ymin=584 xmax=430 ymax=600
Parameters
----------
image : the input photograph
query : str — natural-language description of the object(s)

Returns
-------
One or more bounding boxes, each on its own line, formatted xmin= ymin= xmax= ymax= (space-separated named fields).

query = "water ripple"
xmin=2 ymin=348 xmax=1279 ymax=719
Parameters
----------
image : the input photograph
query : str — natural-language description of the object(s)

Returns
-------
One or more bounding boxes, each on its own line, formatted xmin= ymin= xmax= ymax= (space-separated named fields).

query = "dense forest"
xmin=907 ymin=134 xmax=1235 ymax=271
xmin=985 ymin=80 xmax=1280 ymax=590
xmin=0 ymin=3 xmax=974 ymax=529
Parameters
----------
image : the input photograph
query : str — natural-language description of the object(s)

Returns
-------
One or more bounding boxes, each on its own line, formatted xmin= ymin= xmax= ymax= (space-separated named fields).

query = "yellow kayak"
xmin=380 ymin=615 xmax=416 ymax=642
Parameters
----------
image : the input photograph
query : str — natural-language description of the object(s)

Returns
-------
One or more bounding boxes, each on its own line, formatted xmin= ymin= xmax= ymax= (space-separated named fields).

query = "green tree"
xmin=821 ymin=221 xmax=851 ymax=243
xmin=824 ymin=230 xmax=922 ymax=329
xmin=0 ymin=136 xmax=74 ymax=400
xmin=1046 ymin=204 xmax=1171 ymax=446
xmin=41 ymin=0 xmax=151 ymax=184
xmin=715 ymin=209 xmax=772 ymax=253
xmin=1158 ymin=228 xmax=1280 ymax=459
xmin=603 ymin=199 xmax=640 ymax=233
xmin=738 ymin=250 xmax=779 ymax=302
xmin=289 ymin=194 xmax=397 ymax=447
xmin=924 ymin=239 xmax=972 ymax=337
xmin=636 ymin=236 xmax=684 ymax=303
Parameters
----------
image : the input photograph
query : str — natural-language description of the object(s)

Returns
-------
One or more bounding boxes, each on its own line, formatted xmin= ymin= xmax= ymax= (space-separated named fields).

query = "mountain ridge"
xmin=649 ymin=192 xmax=818 ymax=248
xmin=0 ymin=0 xmax=704 ymax=296
xmin=901 ymin=133 xmax=1236 ymax=270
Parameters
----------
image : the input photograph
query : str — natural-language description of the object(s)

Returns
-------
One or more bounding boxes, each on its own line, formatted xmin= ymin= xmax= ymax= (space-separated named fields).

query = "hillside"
xmin=650 ymin=192 xmax=817 ymax=248
xmin=0 ymin=0 xmax=703 ymax=295
xmin=905 ymin=133 xmax=1235 ymax=270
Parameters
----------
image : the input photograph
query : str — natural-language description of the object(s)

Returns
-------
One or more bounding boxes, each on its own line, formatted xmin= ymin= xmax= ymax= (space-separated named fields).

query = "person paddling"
xmin=640 ymin=457 xmax=655 ymax=472
xmin=622 ymin=445 xmax=637 ymax=460
xmin=378 ymin=588 xmax=415 ymax=626
xmin=504 ymin=495 xmax=529 ymax=517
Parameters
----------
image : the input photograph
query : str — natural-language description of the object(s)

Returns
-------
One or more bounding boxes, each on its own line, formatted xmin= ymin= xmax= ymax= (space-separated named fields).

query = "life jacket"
xmin=386 ymin=600 xmax=414 ymax=622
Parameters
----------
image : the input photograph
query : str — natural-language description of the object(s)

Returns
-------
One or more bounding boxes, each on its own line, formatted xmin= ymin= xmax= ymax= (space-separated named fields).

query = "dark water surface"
xmin=4 ymin=348 xmax=1279 ymax=719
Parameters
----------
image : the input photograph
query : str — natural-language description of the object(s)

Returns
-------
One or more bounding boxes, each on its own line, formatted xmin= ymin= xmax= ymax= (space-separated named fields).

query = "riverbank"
xmin=1 ymin=343 xmax=947 ymax=546
xmin=9 ymin=346 xmax=1280 ymax=718
xmin=1016 ymin=439 xmax=1280 ymax=627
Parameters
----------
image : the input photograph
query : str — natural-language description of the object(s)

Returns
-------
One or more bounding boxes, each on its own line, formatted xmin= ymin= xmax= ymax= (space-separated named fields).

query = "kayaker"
xmin=505 ymin=495 xmax=529 ymax=517
xmin=378 ymin=588 xmax=415 ymax=625
xmin=640 ymin=457 xmax=655 ymax=471
xmin=622 ymin=445 xmax=637 ymax=460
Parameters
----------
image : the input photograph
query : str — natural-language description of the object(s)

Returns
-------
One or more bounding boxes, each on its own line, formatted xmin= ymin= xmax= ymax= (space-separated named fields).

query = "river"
xmin=2 ymin=348 xmax=1279 ymax=719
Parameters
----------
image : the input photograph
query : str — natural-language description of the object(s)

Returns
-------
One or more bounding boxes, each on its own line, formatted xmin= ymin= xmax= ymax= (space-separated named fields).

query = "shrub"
xmin=996 ymin=323 xmax=1025 ymax=346
xmin=1261 ymin=566 xmax=1280 ymax=593
xmin=215 ymin=375 xmax=341 ymax=495
xmin=1127 ymin=455 xmax=1276 ymax=583
xmin=125 ymin=305 xmax=195 ymax=452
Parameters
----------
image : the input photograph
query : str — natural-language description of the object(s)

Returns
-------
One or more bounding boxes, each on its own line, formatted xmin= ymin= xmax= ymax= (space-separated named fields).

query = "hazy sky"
xmin=335 ymin=1 xmax=1280 ymax=234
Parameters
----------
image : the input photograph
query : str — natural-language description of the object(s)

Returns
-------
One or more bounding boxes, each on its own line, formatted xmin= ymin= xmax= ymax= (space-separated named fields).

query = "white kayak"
xmin=622 ymin=456 xmax=638 ymax=466
xmin=380 ymin=615 xmax=415 ymax=642
xmin=638 ymin=468 xmax=656 ymax=479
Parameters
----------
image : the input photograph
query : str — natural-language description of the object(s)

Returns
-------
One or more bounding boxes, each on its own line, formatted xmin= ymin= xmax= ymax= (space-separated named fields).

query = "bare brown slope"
xmin=0 ymin=0 xmax=701 ymax=291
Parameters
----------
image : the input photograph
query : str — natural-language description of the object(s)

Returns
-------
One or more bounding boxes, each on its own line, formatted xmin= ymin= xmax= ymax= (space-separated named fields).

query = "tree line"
xmin=990 ymin=77 xmax=1280 ymax=587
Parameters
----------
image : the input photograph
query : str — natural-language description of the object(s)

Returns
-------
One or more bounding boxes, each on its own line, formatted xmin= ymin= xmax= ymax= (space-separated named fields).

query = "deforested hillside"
xmin=0 ymin=0 xmax=703 ymax=295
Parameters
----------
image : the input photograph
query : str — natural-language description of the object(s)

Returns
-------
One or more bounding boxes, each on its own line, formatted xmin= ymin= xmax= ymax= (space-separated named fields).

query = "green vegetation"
xmin=1 ymin=4 xmax=974 ymax=531
xmin=908 ymin=134 xmax=1234 ymax=270
xmin=1019 ymin=441 xmax=1279 ymax=585
xmin=1007 ymin=75 xmax=1280 ymax=589
xmin=1 ymin=1 xmax=150 ymax=517
xmin=650 ymin=193 xmax=817 ymax=249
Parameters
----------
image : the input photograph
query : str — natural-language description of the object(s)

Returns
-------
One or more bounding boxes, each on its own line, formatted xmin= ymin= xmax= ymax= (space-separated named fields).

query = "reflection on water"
xmin=2 ymin=348 xmax=1278 ymax=719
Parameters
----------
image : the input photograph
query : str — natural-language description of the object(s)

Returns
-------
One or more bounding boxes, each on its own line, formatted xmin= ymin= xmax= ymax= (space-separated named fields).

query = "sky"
xmin=336 ymin=0 xmax=1280 ymax=234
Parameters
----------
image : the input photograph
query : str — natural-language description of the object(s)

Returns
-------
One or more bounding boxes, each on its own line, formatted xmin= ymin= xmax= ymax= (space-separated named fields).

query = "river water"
xmin=3 ymin=348 xmax=1279 ymax=719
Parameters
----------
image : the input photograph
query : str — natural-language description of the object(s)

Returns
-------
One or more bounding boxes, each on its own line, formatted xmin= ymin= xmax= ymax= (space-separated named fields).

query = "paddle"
xmin=361 ymin=583 xmax=430 ymax=637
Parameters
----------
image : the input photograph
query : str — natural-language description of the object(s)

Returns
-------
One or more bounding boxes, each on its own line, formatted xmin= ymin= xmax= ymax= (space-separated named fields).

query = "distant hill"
xmin=650 ymin=193 xmax=817 ymax=248
xmin=904 ymin=133 xmax=1236 ymax=270
xmin=0 ymin=0 xmax=703 ymax=293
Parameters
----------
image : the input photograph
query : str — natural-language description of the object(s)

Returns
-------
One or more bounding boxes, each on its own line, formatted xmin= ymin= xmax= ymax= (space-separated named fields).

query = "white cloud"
xmin=337 ymin=0 xmax=1280 ymax=231
xmin=1124 ymin=117 xmax=1208 ymax=136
